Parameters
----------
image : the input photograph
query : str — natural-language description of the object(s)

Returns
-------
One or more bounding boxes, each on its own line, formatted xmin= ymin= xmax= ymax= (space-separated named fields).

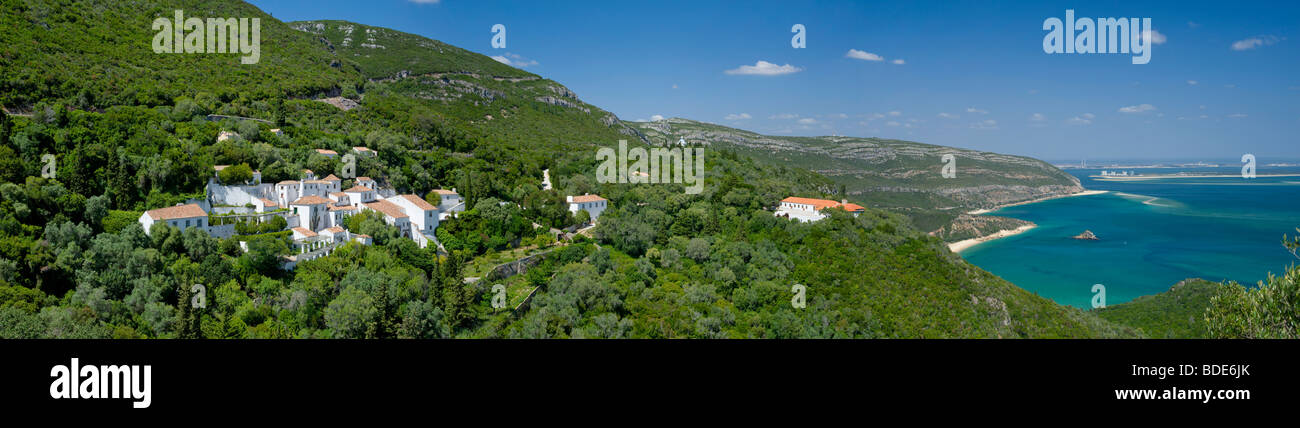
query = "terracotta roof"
xmin=213 ymin=165 xmax=229 ymax=171
xmin=570 ymin=194 xmax=606 ymax=203
xmin=345 ymin=185 xmax=373 ymax=193
xmin=353 ymin=146 xmax=374 ymax=152
xmin=323 ymin=226 xmax=345 ymax=234
xmin=329 ymin=205 xmax=358 ymax=211
xmin=398 ymin=194 xmax=437 ymax=211
xmin=315 ymin=149 xmax=338 ymax=155
xmin=277 ymin=180 xmax=299 ymax=185
xmin=302 ymin=169 xmax=313 ymax=174
xmin=431 ymin=189 xmax=458 ymax=195
xmin=145 ymin=204 xmax=207 ymax=220
xmin=356 ymin=177 xmax=373 ymax=182
xmin=323 ymin=174 xmax=341 ymax=181
xmin=329 ymin=192 xmax=347 ymax=197
xmin=364 ymin=200 xmax=408 ymax=219
xmin=304 ymin=179 xmax=331 ymax=184
xmin=259 ymin=198 xmax=278 ymax=208
xmin=780 ymin=197 xmax=864 ymax=212
xmin=291 ymin=227 xmax=317 ymax=237
xmin=290 ymin=195 xmax=331 ymax=205
xmin=357 ymin=234 xmax=371 ymax=238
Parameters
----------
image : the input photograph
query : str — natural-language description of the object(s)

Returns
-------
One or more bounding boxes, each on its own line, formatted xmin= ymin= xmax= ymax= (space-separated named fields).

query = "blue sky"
xmin=250 ymin=0 xmax=1299 ymax=161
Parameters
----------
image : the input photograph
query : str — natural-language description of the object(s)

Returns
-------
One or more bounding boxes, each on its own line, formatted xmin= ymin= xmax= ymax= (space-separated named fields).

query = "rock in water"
xmin=1072 ymin=230 xmax=1099 ymax=240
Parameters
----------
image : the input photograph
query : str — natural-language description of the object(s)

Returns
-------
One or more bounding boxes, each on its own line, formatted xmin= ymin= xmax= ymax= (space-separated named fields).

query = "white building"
xmin=390 ymin=194 xmax=440 ymax=247
xmin=567 ymin=194 xmax=608 ymax=222
xmin=431 ymin=189 xmax=464 ymax=219
xmin=290 ymin=195 xmax=332 ymax=231
xmin=774 ymin=197 xmax=865 ymax=222
xmin=352 ymin=146 xmax=377 ymax=157
xmin=344 ymin=185 xmax=376 ymax=205
xmin=361 ymin=199 xmax=412 ymax=238
xmin=139 ymin=204 xmax=209 ymax=235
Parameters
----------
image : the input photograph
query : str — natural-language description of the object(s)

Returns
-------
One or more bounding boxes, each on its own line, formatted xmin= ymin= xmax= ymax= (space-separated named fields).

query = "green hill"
xmin=1093 ymin=279 xmax=1224 ymax=338
xmin=0 ymin=0 xmax=363 ymax=109
xmin=0 ymin=0 xmax=1138 ymax=339
xmin=628 ymin=119 xmax=1082 ymax=231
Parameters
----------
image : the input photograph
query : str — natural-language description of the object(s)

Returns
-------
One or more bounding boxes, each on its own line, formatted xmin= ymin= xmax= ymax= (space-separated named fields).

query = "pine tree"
xmin=175 ymin=284 xmax=200 ymax=339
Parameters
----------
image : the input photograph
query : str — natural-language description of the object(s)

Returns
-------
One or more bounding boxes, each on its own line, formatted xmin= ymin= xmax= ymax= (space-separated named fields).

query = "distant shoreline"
xmin=965 ymin=189 xmax=1109 ymax=216
xmin=1093 ymin=174 xmax=1300 ymax=181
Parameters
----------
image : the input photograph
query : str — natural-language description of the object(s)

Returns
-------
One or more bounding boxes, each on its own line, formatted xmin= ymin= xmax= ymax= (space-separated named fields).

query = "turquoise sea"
xmin=962 ymin=166 xmax=1300 ymax=308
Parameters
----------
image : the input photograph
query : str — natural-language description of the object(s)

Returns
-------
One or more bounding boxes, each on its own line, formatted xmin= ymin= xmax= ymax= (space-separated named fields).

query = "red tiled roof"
xmin=291 ymin=227 xmax=317 ymax=237
xmin=344 ymin=185 xmax=373 ymax=193
xmin=329 ymin=205 xmax=358 ymax=211
xmin=277 ymin=180 xmax=299 ymax=185
xmin=780 ymin=197 xmax=865 ymax=212
xmin=290 ymin=195 xmax=331 ymax=205
xmin=323 ymin=226 xmax=345 ymax=234
xmin=315 ymin=149 xmax=338 ymax=155
xmin=398 ymin=194 xmax=437 ymax=211
xmin=323 ymin=174 xmax=341 ymax=181
xmin=431 ymin=189 xmax=458 ymax=195
xmin=144 ymin=204 xmax=207 ymax=220
xmin=364 ymin=200 xmax=408 ymax=219
xmin=570 ymin=194 xmax=606 ymax=203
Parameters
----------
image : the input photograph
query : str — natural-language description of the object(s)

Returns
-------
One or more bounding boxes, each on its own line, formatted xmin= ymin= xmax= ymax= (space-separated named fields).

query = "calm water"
xmin=962 ymin=167 xmax=1300 ymax=308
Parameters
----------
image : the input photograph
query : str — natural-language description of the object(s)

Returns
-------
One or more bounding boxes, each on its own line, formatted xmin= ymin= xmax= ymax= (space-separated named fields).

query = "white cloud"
xmin=845 ymin=49 xmax=884 ymax=61
xmin=937 ymin=112 xmax=958 ymax=119
xmin=1118 ymin=104 xmax=1156 ymax=114
xmin=797 ymin=118 xmax=818 ymax=125
xmin=490 ymin=52 xmax=538 ymax=68
xmin=1067 ymin=113 xmax=1094 ymax=125
xmin=885 ymin=121 xmax=901 ymax=127
xmin=1231 ymin=35 xmax=1283 ymax=51
xmin=1186 ymin=80 xmax=1198 ymax=85
xmin=1142 ymin=30 xmax=1167 ymax=45
xmin=966 ymin=107 xmax=988 ymax=114
xmin=650 ymin=115 xmax=665 ymax=121
xmin=970 ymin=119 xmax=998 ymax=130
xmin=770 ymin=113 xmax=800 ymax=120
xmin=1228 ymin=113 xmax=1248 ymax=118
xmin=672 ymin=84 xmax=679 ymax=89
xmin=1030 ymin=113 xmax=1046 ymax=121
xmin=408 ymin=0 xmax=441 ymax=4
xmin=832 ymin=113 xmax=848 ymax=119
xmin=888 ymin=110 xmax=902 ymax=117
xmin=891 ymin=59 xmax=905 ymax=65
xmin=725 ymin=60 xmax=802 ymax=76
xmin=724 ymin=113 xmax=752 ymax=120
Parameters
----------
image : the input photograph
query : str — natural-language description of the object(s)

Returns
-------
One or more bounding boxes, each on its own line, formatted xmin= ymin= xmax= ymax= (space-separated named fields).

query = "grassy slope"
xmin=1093 ymin=279 xmax=1224 ymax=338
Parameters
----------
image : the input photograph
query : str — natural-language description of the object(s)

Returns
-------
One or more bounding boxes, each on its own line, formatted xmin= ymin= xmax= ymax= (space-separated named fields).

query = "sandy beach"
xmin=949 ymin=189 xmax=1108 ymax=253
xmin=965 ymin=189 xmax=1109 ymax=215
xmin=948 ymin=224 xmax=1036 ymax=253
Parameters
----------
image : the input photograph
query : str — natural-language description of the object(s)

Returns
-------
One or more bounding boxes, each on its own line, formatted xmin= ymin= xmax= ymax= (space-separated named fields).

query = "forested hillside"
xmin=0 ymin=0 xmax=1142 ymax=338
